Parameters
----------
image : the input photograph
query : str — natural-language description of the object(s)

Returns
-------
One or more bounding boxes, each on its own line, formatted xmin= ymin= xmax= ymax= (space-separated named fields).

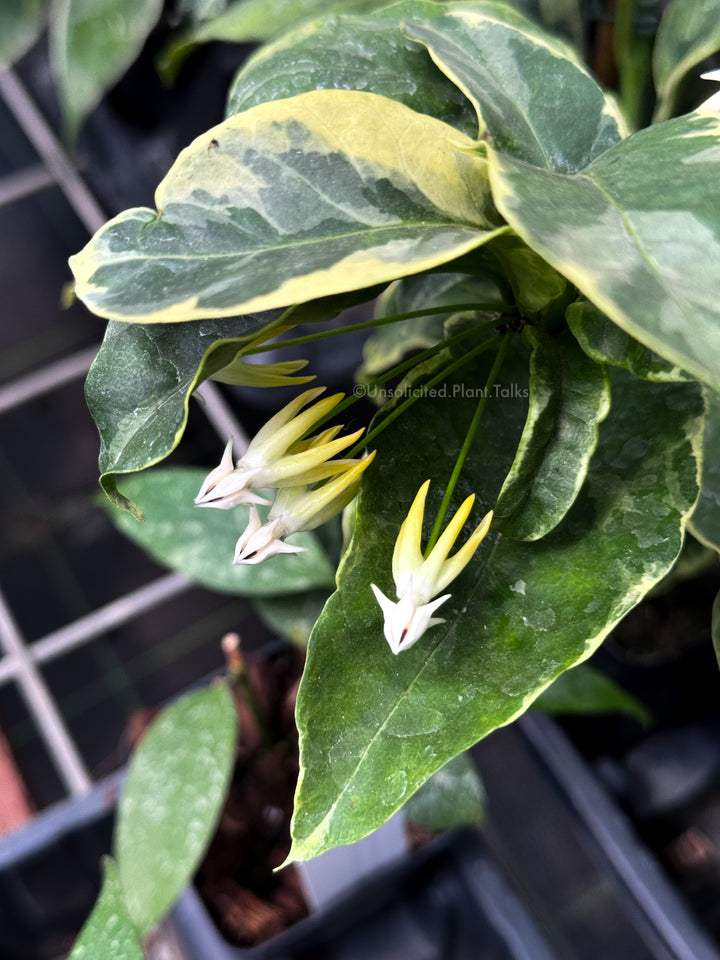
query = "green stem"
xmin=424 ymin=330 xmax=512 ymax=555
xmin=243 ymin=303 xmax=506 ymax=355
xmin=614 ymin=0 xmax=655 ymax=130
xmin=303 ymin=317 xmax=502 ymax=439
xmin=346 ymin=333 xmax=501 ymax=459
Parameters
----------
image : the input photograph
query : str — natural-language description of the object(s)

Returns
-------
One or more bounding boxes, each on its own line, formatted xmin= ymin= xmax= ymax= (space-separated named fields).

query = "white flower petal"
xmin=371 ymin=585 xmax=449 ymax=654
xmin=233 ymin=511 xmax=306 ymax=564
xmin=195 ymin=466 xmax=268 ymax=508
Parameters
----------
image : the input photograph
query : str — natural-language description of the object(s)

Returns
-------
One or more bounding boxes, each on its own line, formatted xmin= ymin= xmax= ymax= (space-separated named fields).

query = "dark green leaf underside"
xmin=0 ymin=0 xmax=45 ymax=68
xmin=535 ymin=662 xmax=649 ymax=725
xmin=403 ymin=752 xmax=485 ymax=829
xmin=50 ymin=0 xmax=163 ymax=142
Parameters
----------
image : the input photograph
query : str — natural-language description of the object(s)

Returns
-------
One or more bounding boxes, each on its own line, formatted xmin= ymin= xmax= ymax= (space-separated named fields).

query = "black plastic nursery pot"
xmin=2 ymin=703 xmax=720 ymax=960
xmin=0 ymin=763 xmax=561 ymax=960
xmin=173 ymin=827 xmax=561 ymax=960
xmin=167 ymin=677 xmax=720 ymax=960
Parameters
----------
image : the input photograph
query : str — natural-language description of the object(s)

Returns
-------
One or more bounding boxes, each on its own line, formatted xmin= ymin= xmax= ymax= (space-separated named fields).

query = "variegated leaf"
xmin=567 ymin=301 xmax=693 ymax=383
xmin=158 ymin=0 xmax=386 ymax=82
xmin=70 ymin=90 xmax=502 ymax=324
xmin=654 ymin=0 xmax=720 ymax=122
xmin=689 ymin=388 xmax=720 ymax=553
xmin=489 ymin=111 xmax=720 ymax=390
xmin=225 ymin=0 xmax=477 ymax=136
xmin=404 ymin=1 xmax=625 ymax=173
xmin=495 ymin=326 xmax=610 ymax=541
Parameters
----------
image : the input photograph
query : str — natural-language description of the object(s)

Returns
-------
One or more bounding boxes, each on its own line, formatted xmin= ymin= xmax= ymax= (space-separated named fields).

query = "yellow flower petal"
xmin=392 ymin=479 xmax=429 ymax=595
xmin=416 ymin=493 xmax=476 ymax=596
xmin=434 ymin=509 xmax=494 ymax=594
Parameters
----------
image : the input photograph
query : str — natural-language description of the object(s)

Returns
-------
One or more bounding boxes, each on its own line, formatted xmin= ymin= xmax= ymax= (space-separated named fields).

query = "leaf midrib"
xmin=97 ymin=219 xmax=487 ymax=268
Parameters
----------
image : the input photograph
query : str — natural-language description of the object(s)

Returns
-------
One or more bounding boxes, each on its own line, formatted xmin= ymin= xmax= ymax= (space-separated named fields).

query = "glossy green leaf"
xmin=70 ymin=90 xmax=501 ymax=325
xmin=225 ymin=1 xmax=476 ymax=137
xmin=489 ymin=111 xmax=720 ymax=391
xmin=403 ymin=752 xmax=485 ymax=829
xmin=0 ymin=0 xmax=46 ymax=68
xmin=158 ymin=0 xmax=396 ymax=82
xmin=49 ymin=0 xmax=163 ymax=143
xmin=689 ymin=389 xmax=720 ymax=553
xmin=116 ymin=683 xmax=238 ymax=934
xmin=67 ymin=859 xmax=143 ymax=960
xmin=404 ymin=2 xmax=624 ymax=173
xmin=109 ymin=468 xmax=336 ymax=595
xmin=253 ymin=590 xmax=330 ymax=646
xmin=85 ymin=313 xmax=278 ymax=518
xmin=495 ymin=327 xmax=610 ymax=541
xmin=567 ymin=300 xmax=693 ymax=383
xmin=653 ymin=0 xmax=720 ymax=122
xmin=534 ymin=662 xmax=649 ymax=724
xmin=361 ymin=272 xmax=504 ymax=379
xmin=289 ymin=348 xmax=702 ymax=860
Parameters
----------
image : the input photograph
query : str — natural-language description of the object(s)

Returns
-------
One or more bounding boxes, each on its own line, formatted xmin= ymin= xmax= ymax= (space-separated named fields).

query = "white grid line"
xmin=0 ymin=164 xmax=56 ymax=208
xmin=0 ymin=573 xmax=192 ymax=686
xmin=0 ymin=345 xmax=98 ymax=412
xmin=0 ymin=68 xmax=106 ymax=233
xmin=0 ymin=587 xmax=91 ymax=795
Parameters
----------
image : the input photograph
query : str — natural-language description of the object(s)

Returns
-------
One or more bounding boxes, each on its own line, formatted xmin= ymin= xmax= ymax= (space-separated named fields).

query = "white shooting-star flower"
xmin=234 ymin=455 xmax=375 ymax=564
xmin=195 ymin=388 xmax=364 ymax=509
xmin=371 ymin=480 xmax=493 ymax=654
xmin=232 ymin=506 xmax=307 ymax=564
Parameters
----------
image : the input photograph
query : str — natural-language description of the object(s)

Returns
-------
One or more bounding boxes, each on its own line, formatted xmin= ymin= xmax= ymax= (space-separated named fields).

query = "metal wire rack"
xmin=0 ymin=63 xmax=249 ymax=809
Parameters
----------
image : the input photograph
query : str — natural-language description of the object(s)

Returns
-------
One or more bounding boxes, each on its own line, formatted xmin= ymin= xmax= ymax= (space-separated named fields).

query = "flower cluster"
xmin=196 ymin=385 xmax=492 ymax=656
xmin=372 ymin=481 xmax=493 ymax=654
xmin=196 ymin=387 xmax=373 ymax=564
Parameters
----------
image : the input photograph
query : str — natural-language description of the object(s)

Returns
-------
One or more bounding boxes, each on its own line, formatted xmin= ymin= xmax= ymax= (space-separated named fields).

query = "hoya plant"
xmin=65 ymin=0 xmax=720 ymax=952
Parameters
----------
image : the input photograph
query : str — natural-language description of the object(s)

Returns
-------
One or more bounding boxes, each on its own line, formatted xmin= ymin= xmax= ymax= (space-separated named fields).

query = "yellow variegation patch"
xmin=70 ymin=90 xmax=502 ymax=324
